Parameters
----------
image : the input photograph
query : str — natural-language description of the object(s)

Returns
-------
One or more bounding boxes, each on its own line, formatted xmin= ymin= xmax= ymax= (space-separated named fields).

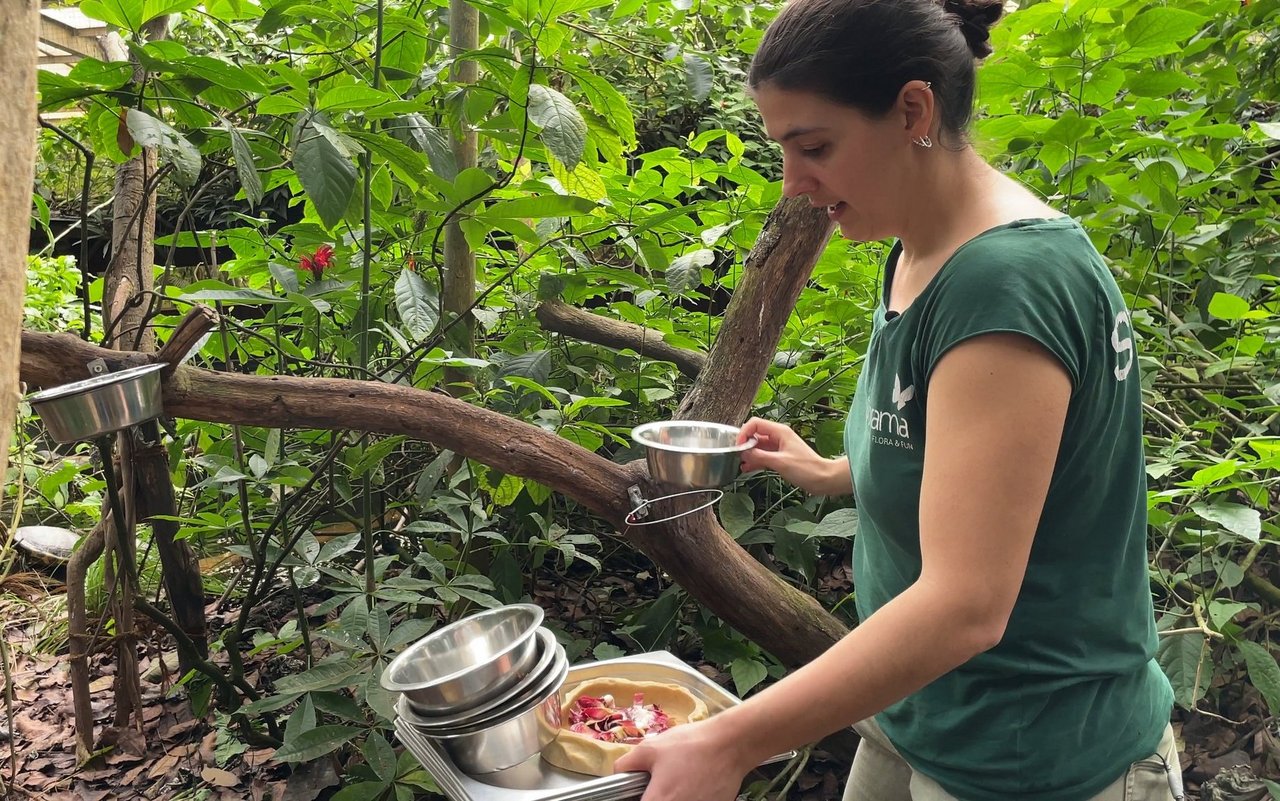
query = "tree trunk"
xmin=442 ymin=0 xmax=478 ymax=393
xmin=0 ymin=0 xmax=37 ymax=491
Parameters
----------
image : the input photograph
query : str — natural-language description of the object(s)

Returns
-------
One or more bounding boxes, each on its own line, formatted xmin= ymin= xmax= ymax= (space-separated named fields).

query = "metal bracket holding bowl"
xmin=624 ymin=486 xmax=723 ymax=527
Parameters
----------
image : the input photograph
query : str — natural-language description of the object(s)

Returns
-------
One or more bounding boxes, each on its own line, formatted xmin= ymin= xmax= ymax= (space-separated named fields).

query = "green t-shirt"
xmin=844 ymin=218 xmax=1173 ymax=801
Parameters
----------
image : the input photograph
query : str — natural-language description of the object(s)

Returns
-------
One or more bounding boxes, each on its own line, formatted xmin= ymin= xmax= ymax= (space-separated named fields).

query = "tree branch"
xmin=536 ymin=299 xmax=707 ymax=379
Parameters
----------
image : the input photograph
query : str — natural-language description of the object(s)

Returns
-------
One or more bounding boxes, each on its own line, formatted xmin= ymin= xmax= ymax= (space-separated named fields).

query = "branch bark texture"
xmin=536 ymin=299 xmax=707 ymax=379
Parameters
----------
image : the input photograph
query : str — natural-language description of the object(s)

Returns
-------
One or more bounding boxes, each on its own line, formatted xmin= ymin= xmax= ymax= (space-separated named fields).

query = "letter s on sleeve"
xmin=1112 ymin=309 xmax=1134 ymax=381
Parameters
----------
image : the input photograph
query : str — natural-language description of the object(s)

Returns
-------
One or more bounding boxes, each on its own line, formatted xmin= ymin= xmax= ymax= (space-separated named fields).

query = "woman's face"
xmin=753 ymin=84 xmax=910 ymax=242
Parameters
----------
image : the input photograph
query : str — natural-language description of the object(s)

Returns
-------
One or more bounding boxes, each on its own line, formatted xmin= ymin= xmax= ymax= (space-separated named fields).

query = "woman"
xmin=612 ymin=0 xmax=1179 ymax=799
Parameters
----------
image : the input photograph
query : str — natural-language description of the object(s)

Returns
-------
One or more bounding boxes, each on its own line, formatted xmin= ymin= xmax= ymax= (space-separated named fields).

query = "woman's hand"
xmin=738 ymin=417 xmax=852 ymax=496
xmin=612 ymin=717 xmax=756 ymax=801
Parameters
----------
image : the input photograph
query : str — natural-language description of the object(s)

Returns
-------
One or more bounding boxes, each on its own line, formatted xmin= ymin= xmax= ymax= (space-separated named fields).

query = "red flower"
xmin=299 ymin=244 xmax=334 ymax=280
xmin=313 ymin=244 xmax=334 ymax=269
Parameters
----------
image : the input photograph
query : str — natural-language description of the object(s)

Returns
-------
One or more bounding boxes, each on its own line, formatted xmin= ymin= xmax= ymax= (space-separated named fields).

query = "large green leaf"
xmin=225 ymin=122 xmax=264 ymax=207
xmin=683 ymin=53 xmax=712 ymax=102
xmin=570 ymin=69 xmax=637 ymax=149
xmin=498 ymin=351 xmax=552 ymax=385
xmin=1156 ymin=631 xmax=1210 ymax=709
xmin=395 ymin=269 xmax=440 ymax=341
xmin=273 ymin=659 xmax=367 ymax=693
xmin=1237 ymin=641 xmax=1280 ymax=717
xmin=125 ymin=108 xmax=201 ymax=186
xmin=391 ymin=113 xmax=456 ymax=180
xmin=80 ymin=0 xmax=144 ymax=30
xmin=1191 ymin=501 xmax=1261 ymax=543
xmin=479 ymin=195 xmax=597 ymax=219
xmin=730 ymin=657 xmax=767 ymax=696
xmin=527 ymin=85 xmax=587 ymax=170
xmin=1123 ymin=8 xmax=1207 ymax=57
xmin=294 ymin=113 xmax=357 ymax=229
xmin=666 ymin=248 xmax=714 ymax=294
xmin=272 ymin=725 xmax=361 ymax=763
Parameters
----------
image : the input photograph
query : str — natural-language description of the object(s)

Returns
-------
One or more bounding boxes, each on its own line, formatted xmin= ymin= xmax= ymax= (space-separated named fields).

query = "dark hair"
xmin=748 ymin=0 xmax=1004 ymax=143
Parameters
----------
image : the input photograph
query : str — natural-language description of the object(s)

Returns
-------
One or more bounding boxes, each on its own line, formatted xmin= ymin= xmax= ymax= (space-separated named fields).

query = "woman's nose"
xmin=781 ymin=160 xmax=815 ymax=199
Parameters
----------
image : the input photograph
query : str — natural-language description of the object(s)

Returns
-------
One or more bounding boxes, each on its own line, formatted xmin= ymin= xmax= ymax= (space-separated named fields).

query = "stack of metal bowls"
xmin=382 ymin=603 xmax=568 ymax=774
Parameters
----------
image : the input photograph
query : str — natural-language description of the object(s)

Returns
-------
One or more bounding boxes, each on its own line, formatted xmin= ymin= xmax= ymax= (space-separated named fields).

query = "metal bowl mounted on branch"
xmin=26 ymin=363 xmax=167 ymax=443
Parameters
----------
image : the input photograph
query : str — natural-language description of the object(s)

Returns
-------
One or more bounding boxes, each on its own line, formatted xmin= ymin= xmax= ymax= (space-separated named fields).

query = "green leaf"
xmin=570 ymin=69 xmax=637 ymax=149
xmin=1189 ymin=460 xmax=1239 ymax=486
xmin=332 ymin=783 xmax=392 ymax=801
xmin=498 ymin=351 xmax=552 ymax=385
xmin=395 ymin=269 xmax=439 ymax=341
xmin=363 ymin=731 xmax=397 ymax=783
xmin=142 ymin=0 xmax=201 ymax=23
xmin=1208 ymin=292 xmax=1250 ymax=321
xmin=318 ymin=85 xmax=394 ymax=112
xmin=284 ymin=693 xmax=316 ymax=742
xmin=682 ymin=53 xmax=712 ymax=102
xmin=528 ymin=85 xmax=587 ymax=170
xmin=730 ymin=658 xmax=767 ymax=696
xmin=294 ymin=113 xmax=357 ymax=229
xmin=80 ymin=0 xmax=144 ymax=30
xmin=125 ymin=108 xmax=202 ymax=186
xmin=1156 ymin=631 xmax=1210 ymax=709
xmin=1257 ymin=122 xmax=1280 ymax=142
xmin=810 ymin=507 xmax=859 ymax=541
xmin=180 ymin=288 xmax=288 ymax=304
xmin=225 ymin=123 xmax=264 ymax=207
xmin=1237 ymin=641 xmax=1280 ymax=717
xmin=385 ymin=617 xmax=436 ymax=651
xmin=272 ymin=725 xmax=361 ymax=763
xmin=667 ymin=249 xmax=714 ymax=294
xmin=1123 ymin=8 xmax=1207 ymax=57
xmin=273 ymin=659 xmax=367 ymax=693
xmin=392 ymin=113 xmax=456 ymax=181
xmin=1206 ymin=600 xmax=1248 ymax=632
xmin=1191 ymin=501 xmax=1261 ymax=542
xmin=718 ymin=492 xmax=754 ymax=538
xmin=480 ymin=195 xmax=597 ymax=219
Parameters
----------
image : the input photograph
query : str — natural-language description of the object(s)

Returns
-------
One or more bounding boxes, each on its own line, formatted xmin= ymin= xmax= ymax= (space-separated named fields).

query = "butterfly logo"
xmin=892 ymin=374 xmax=915 ymax=410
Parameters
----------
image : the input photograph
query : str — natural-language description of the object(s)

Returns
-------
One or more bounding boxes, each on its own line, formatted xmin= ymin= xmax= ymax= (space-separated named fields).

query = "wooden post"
xmin=0 ymin=0 xmax=38 ymax=491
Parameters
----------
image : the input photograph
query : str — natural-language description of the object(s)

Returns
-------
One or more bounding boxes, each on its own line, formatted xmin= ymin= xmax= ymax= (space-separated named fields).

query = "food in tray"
xmin=540 ymin=678 xmax=709 ymax=776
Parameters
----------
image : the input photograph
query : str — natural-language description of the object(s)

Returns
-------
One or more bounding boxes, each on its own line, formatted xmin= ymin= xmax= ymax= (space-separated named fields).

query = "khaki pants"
xmin=842 ymin=718 xmax=1181 ymax=801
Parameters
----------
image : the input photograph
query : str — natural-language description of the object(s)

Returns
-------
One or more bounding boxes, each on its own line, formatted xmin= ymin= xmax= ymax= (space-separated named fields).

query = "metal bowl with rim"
xmin=399 ymin=629 xmax=560 ymax=721
xmin=27 ymin=363 xmax=168 ymax=443
xmin=398 ymin=630 xmax=566 ymax=731
xmin=632 ymin=420 xmax=757 ymax=489
xmin=381 ymin=604 xmax=544 ymax=714
xmin=422 ymin=651 xmax=569 ymax=774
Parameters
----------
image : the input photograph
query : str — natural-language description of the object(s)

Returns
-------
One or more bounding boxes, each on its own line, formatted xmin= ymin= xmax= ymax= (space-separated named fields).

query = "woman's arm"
xmin=615 ymin=333 xmax=1071 ymax=800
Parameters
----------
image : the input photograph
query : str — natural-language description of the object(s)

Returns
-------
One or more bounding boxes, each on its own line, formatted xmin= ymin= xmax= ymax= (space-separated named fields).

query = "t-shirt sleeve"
xmin=916 ymin=240 xmax=1097 ymax=390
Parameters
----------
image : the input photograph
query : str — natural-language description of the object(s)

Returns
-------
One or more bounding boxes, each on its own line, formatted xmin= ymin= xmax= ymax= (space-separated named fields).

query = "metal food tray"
xmin=395 ymin=649 xmax=795 ymax=801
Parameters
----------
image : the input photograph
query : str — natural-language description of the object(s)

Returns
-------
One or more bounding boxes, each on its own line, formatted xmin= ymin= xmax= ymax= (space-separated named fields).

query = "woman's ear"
xmin=900 ymin=79 xmax=935 ymax=142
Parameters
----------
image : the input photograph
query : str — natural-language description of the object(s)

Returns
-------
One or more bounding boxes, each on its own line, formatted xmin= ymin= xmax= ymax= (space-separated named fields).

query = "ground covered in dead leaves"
xmin=1 ymin=559 xmax=1277 ymax=801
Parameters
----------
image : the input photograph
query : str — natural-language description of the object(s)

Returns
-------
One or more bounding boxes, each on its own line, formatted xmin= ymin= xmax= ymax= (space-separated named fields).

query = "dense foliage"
xmin=14 ymin=0 xmax=1280 ymax=795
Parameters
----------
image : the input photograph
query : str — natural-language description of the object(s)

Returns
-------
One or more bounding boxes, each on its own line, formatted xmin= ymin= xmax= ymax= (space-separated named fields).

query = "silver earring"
xmin=913 ymin=135 xmax=933 ymax=149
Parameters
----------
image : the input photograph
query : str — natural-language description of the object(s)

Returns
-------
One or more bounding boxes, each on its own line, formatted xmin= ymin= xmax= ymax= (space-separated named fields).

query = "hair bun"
xmin=941 ymin=0 xmax=1004 ymax=59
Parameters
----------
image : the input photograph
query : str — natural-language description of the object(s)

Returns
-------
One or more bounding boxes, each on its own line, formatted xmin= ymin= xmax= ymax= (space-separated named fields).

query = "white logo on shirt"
xmin=868 ymin=374 xmax=915 ymax=450
xmin=1112 ymin=310 xmax=1134 ymax=381
xmin=892 ymin=374 xmax=915 ymax=410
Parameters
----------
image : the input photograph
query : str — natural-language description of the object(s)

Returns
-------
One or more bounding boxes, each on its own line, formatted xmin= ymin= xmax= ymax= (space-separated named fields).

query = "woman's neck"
xmin=896 ymin=149 xmax=1022 ymax=266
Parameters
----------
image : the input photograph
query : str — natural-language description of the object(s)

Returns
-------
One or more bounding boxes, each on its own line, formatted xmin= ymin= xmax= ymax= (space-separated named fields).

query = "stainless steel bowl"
xmin=27 ymin=363 xmax=167 ymax=443
xmin=427 ymin=652 xmax=568 ymax=774
xmin=402 ymin=627 xmax=559 ymax=726
xmin=401 ymin=633 xmax=567 ymax=732
xmin=381 ymin=604 xmax=544 ymax=714
xmin=632 ymin=420 xmax=757 ymax=489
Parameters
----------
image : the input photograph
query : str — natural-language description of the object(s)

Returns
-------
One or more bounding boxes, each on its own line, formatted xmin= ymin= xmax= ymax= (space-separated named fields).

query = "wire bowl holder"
xmin=624 ymin=486 xmax=724 ymax=527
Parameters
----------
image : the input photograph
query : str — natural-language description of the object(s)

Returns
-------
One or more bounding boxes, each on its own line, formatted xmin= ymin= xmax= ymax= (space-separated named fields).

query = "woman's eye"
xmin=801 ymin=145 xmax=828 ymax=157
